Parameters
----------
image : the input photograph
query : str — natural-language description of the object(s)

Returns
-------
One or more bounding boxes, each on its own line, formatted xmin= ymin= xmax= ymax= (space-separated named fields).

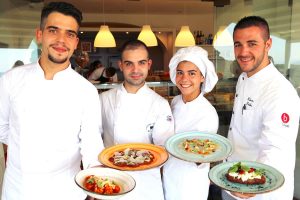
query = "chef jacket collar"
xmin=120 ymin=82 xmax=149 ymax=95
xmin=242 ymin=62 xmax=275 ymax=82
xmin=34 ymin=60 xmax=73 ymax=80
xmin=180 ymin=92 xmax=205 ymax=105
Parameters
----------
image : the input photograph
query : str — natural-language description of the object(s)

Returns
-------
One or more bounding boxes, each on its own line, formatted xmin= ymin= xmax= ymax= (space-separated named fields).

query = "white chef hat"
xmin=169 ymin=46 xmax=218 ymax=94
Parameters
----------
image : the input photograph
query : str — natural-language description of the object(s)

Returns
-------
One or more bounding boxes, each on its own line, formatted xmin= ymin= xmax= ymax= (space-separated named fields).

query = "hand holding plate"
xmin=231 ymin=191 xmax=256 ymax=199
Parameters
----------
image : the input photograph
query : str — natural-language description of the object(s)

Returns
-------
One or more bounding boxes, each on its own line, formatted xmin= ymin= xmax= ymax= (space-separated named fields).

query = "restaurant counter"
xmin=93 ymin=80 xmax=235 ymax=113
xmin=93 ymin=80 xmax=235 ymax=136
xmin=94 ymin=81 xmax=177 ymax=99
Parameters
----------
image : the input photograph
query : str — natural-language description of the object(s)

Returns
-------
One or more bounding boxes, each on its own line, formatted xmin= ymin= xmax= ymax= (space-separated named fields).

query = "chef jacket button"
xmin=229 ymin=127 xmax=232 ymax=131
xmin=236 ymin=94 xmax=238 ymax=97
xmin=242 ymin=77 xmax=244 ymax=80
xmin=232 ymin=111 xmax=234 ymax=114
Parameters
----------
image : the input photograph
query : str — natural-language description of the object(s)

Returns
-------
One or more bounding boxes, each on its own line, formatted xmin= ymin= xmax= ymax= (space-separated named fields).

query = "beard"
xmin=124 ymin=72 xmax=146 ymax=87
xmin=125 ymin=78 xmax=145 ymax=87
xmin=48 ymin=54 xmax=68 ymax=64
xmin=236 ymin=44 xmax=269 ymax=76
xmin=252 ymin=51 xmax=265 ymax=71
xmin=47 ymin=44 xmax=70 ymax=64
xmin=237 ymin=52 xmax=265 ymax=74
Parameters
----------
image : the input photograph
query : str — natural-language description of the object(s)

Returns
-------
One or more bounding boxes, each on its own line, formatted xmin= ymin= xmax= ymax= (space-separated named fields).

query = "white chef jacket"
xmin=100 ymin=83 xmax=174 ymax=200
xmin=0 ymin=143 xmax=4 ymax=197
xmin=163 ymin=93 xmax=219 ymax=200
xmin=227 ymin=63 xmax=300 ymax=200
xmin=0 ymin=62 xmax=104 ymax=200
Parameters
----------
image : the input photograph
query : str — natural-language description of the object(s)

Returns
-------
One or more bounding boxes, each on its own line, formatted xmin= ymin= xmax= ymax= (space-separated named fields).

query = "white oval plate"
xmin=75 ymin=167 xmax=136 ymax=200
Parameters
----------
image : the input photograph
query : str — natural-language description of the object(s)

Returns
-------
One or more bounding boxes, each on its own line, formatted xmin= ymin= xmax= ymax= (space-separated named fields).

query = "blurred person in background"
xmin=88 ymin=60 xmax=118 ymax=83
xmin=12 ymin=60 xmax=24 ymax=68
xmin=74 ymin=50 xmax=90 ymax=77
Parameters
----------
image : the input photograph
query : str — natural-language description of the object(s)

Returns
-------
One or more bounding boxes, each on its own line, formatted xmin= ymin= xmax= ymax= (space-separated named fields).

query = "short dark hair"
xmin=120 ymin=40 xmax=149 ymax=60
xmin=40 ymin=2 xmax=82 ymax=31
xmin=92 ymin=60 xmax=102 ymax=67
xmin=234 ymin=16 xmax=270 ymax=41
xmin=105 ymin=67 xmax=116 ymax=77
xmin=88 ymin=60 xmax=102 ymax=72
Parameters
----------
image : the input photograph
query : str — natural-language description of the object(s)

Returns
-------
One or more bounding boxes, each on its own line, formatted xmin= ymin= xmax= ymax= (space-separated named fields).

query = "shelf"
xmin=94 ymin=81 xmax=175 ymax=90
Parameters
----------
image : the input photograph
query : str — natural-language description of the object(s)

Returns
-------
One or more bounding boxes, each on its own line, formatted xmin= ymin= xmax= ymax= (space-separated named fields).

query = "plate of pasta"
xmin=165 ymin=131 xmax=233 ymax=163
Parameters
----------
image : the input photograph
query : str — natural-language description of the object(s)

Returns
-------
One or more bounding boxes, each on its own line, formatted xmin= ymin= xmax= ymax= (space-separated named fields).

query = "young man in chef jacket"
xmin=99 ymin=40 xmax=174 ymax=200
xmin=223 ymin=16 xmax=300 ymax=200
xmin=0 ymin=2 xmax=104 ymax=200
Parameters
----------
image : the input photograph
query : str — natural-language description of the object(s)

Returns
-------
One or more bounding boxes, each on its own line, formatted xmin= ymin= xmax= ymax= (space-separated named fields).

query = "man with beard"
xmin=99 ymin=40 xmax=174 ymax=200
xmin=0 ymin=2 xmax=104 ymax=200
xmin=222 ymin=16 xmax=300 ymax=200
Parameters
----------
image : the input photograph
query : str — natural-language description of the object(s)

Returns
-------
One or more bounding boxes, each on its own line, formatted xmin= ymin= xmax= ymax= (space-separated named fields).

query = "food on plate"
xmin=109 ymin=148 xmax=154 ymax=167
xmin=226 ymin=162 xmax=266 ymax=184
xmin=181 ymin=138 xmax=218 ymax=155
xmin=84 ymin=175 xmax=121 ymax=194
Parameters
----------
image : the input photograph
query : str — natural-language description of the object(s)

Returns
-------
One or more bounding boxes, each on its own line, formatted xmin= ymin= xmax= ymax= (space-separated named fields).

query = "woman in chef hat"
xmin=163 ymin=46 xmax=219 ymax=200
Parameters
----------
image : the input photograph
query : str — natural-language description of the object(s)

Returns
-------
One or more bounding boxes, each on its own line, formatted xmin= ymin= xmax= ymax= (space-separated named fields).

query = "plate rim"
xmin=208 ymin=160 xmax=285 ymax=194
xmin=98 ymin=143 xmax=169 ymax=171
xmin=74 ymin=167 xmax=136 ymax=199
xmin=165 ymin=131 xmax=233 ymax=163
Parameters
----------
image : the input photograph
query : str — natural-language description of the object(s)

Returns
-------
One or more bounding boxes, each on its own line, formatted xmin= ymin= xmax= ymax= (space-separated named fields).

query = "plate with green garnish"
xmin=209 ymin=161 xmax=284 ymax=194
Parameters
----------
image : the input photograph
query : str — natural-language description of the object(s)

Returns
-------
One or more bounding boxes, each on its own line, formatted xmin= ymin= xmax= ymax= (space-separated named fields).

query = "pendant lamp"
xmin=94 ymin=25 xmax=116 ymax=47
xmin=138 ymin=25 xmax=158 ymax=47
xmin=137 ymin=0 xmax=157 ymax=47
xmin=94 ymin=0 xmax=116 ymax=48
xmin=175 ymin=26 xmax=195 ymax=47
xmin=213 ymin=25 xmax=233 ymax=46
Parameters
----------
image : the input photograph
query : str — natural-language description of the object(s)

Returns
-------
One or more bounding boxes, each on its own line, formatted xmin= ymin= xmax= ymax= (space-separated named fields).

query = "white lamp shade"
xmin=175 ymin=26 xmax=195 ymax=47
xmin=94 ymin=25 xmax=116 ymax=48
xmin=213 ymin=26 xmax=234 ymax=46
xmin=138 ymin=25 xmax=158 ymax=47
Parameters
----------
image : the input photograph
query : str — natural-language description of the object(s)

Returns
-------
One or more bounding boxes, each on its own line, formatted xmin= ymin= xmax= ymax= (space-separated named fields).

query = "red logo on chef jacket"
xmin=281 ymin=113 xmax=290 ymax=123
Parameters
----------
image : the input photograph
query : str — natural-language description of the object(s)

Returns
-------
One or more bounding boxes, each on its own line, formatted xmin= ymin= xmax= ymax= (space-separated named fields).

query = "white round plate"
xmin=75 ymin=167 xmax=136 ymax=200
xmin=165 ymin=131 xmax=233 ymax=163
xmin=209 ymin=161 xmax=285 ymax=194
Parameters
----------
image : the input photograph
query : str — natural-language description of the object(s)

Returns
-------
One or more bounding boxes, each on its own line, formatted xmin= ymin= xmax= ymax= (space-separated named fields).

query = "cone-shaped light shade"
xmin=94 ymin=25 xmax=116 ymax=48
xmin=213 ymin=26 xmax=233 ymax=46
xmin=138 ymin=25 xmax=158 ymax=47
xmin=175 ymin=26 xmax=195 ymax=47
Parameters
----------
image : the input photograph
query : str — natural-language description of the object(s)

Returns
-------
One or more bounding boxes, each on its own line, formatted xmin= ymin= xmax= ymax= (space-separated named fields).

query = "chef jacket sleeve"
xmin=258 ymin=88 xmax=299 ymax=168
xmin=0 ymin=74 xmax=10 ymax=144
xmin=79 ymin=87 xmax=105 ymax=169
xmin=152 ymin=99 xmax=174 ymax=146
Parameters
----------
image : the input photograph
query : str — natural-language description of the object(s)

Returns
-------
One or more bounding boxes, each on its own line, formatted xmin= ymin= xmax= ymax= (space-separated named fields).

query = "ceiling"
xmin=42 ymin=0 xmax=216 ymax=15
xmin=1 ymin=0 xmax=299 ymax=47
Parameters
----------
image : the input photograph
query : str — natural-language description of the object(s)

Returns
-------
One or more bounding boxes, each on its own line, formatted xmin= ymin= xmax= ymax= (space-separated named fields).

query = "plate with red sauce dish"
xmin=75 ymin=167 xmax=136 ymax=200
xmin=99 ymin=143 xmax=169 ymax=171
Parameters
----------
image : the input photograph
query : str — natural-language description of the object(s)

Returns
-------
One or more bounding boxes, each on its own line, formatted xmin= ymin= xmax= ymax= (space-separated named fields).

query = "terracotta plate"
xmin=99 ymin=143 xmax=169 ymax=171
xmin=209 ymin=161 xmax=285 ymax=194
